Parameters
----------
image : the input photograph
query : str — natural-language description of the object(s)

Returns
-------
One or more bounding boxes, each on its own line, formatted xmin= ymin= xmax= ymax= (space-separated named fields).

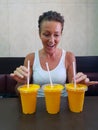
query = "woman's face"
xmin=39 ymin=21 xmax=62 ymax=55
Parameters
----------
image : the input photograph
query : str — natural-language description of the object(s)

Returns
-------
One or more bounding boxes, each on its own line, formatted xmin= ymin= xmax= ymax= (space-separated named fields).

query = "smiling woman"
xmin=10 ymin=10 xmax=98 ymax=97
xmin=39 ymin=21 xmax=62 ymax=55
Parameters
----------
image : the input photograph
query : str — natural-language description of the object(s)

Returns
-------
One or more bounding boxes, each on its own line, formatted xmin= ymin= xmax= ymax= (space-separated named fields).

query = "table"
xmin=0 ymin=97 xmax=98 ymax=130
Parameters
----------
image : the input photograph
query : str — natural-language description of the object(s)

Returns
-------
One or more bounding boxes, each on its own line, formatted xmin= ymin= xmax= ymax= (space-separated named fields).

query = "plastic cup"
xmin=18 ymin=84 xmax=40 ymax=114
xmin=43 ymin=84 xmax=64 ymax=114
xmin=65 ymin=83 xmax=87 ymax=113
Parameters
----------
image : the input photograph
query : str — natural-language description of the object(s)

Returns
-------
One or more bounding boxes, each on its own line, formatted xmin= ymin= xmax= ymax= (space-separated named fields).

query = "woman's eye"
xmin=55 ymin=34 xmax=59 ymax=37
xmin=43 ymin=33 xmax=49 ymax=37
xmin=43 ymin=33 xmax=60 ymax=38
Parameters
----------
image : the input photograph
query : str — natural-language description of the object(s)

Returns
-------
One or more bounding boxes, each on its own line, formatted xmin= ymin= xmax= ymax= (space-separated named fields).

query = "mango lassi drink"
xmin=65 ymin=83 xmax=87 ymax=113
xmin=43 ymin=84 xmax=64 ymax=114
xmin=18 ymin=84 xmax=40 ymax=114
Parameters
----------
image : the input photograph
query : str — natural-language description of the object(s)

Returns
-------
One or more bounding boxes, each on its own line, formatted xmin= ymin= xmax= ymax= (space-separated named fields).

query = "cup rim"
xmin=65 ymin=83 xmax=88 ymax=92
xmin=17 ymin=84 xmax=40 ymax=93
xmin=42 ymin=83 xmax=64 ymax=92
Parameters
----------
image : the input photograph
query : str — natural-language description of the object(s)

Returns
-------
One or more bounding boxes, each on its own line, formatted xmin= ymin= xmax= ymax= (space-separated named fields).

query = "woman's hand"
xmin=73 ymin=72 xmax=98 ymax=86
xmin=10 ymin=65 xmax=29 ymax=84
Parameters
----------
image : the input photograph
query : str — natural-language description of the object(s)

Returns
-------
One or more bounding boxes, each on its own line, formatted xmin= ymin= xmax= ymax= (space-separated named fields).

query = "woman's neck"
xmin=40 ymin=48 xmax=61 ymax=59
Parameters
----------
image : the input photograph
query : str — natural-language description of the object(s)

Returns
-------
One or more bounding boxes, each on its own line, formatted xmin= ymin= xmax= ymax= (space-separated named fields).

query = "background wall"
xmin=0 ymin=0 xmax=98 ymax=57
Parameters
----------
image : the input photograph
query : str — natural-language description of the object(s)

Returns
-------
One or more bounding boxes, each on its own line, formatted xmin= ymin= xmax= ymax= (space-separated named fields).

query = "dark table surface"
xmin=0 ymin=96 xmax=98 ymax=130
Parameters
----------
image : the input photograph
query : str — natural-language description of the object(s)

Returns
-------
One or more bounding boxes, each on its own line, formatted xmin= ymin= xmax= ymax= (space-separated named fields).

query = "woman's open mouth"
xmin=47 ymin=44 xmax=55 ymax=48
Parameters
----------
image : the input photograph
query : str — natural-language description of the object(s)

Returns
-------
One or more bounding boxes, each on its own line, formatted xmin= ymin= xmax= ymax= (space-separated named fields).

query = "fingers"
xmin=87 ymin=81 xmax=98 ymax=86
xmin=15 ymin=66 xmax=28 ymax=78
xmin=10 ymin=73 xmax=27 ymax=83
xmin=72 ymin=72 xmax=90 ymax=85
xmin=74 ymin=72 xmax=88 ymax=83
xmin=10 ymin=65 xmax=29 ymax=83
xmin=10 ymin=73 xmax=15 ymax=77
xmin=72 ymin=72 xmax=98 ymax=86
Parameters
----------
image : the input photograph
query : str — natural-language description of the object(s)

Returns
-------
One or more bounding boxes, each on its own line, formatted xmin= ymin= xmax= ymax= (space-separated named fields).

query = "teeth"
xmin=48 ymin=44 xmax=54 ymax=47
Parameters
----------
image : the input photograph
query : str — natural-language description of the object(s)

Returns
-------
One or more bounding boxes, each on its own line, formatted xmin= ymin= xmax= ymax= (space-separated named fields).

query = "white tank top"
xmin=33 ymin=49 xmax=67 ymax=97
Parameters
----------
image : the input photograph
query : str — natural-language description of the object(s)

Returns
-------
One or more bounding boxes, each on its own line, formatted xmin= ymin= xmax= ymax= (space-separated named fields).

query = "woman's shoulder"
xmin=24 ymin=52 xmax=35 ymax=66
xmin=65 ymin=51 xmax=76 ymax=67
xmin=66 ymin=51 xmax=75 ymax=59
xmin=26 ymin=52 xmax=35 ymax=59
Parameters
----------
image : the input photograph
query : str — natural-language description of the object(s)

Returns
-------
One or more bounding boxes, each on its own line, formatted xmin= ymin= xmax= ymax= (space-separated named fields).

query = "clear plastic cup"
xmin=18 ymin=84 xmax=40 ymax=114
xmin=43 ymin=84 xmax=64 ymax=114
xmin=65 ymin=83 xmax=87 ymax=113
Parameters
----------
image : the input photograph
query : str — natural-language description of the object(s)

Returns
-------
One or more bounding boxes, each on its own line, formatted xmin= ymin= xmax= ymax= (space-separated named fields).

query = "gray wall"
xmin=0 ymin=0 xmax=98 ymax=57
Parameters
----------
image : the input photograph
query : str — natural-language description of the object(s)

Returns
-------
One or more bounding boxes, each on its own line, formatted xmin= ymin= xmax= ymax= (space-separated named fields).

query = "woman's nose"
xmin=49 ymin=35 xmax=55 ymax=42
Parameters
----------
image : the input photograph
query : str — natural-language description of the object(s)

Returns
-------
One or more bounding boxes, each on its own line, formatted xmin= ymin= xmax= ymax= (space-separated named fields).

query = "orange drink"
xmin=43 ymin=84 xmax=64 ymax=114
xmin=65 ymin=83 xmax=87 ymax=113
xmin=18 ymin=84 xmax=40 ymax=114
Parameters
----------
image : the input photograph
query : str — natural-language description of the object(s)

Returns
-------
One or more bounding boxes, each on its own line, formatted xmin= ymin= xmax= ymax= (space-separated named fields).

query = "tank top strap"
xmin=33 ymin=50 xmax=40 ymax=69
xmin=62 ymin=49 xmax=66 ymax=59
xmin=59 ymin=49 xmax=66 ymax=65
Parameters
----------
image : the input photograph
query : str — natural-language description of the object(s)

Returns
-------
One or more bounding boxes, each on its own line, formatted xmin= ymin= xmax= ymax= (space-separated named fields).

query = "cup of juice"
xmin=65 ymin=83 xmax=87 ymax=113
xmin=18 ymin=84 xmax=40 ymax=114
xmin=42 ymin=84 xmax=64 ymax=114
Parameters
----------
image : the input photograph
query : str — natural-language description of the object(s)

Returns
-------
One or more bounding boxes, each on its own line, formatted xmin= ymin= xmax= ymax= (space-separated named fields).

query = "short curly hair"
xmin=38 ymin=10 xmax=64 ymax=33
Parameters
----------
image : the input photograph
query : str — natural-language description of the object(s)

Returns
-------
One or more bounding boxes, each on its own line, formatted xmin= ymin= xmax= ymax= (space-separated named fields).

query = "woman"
xmin=10 ymin=10 xmax=98 ymax=96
